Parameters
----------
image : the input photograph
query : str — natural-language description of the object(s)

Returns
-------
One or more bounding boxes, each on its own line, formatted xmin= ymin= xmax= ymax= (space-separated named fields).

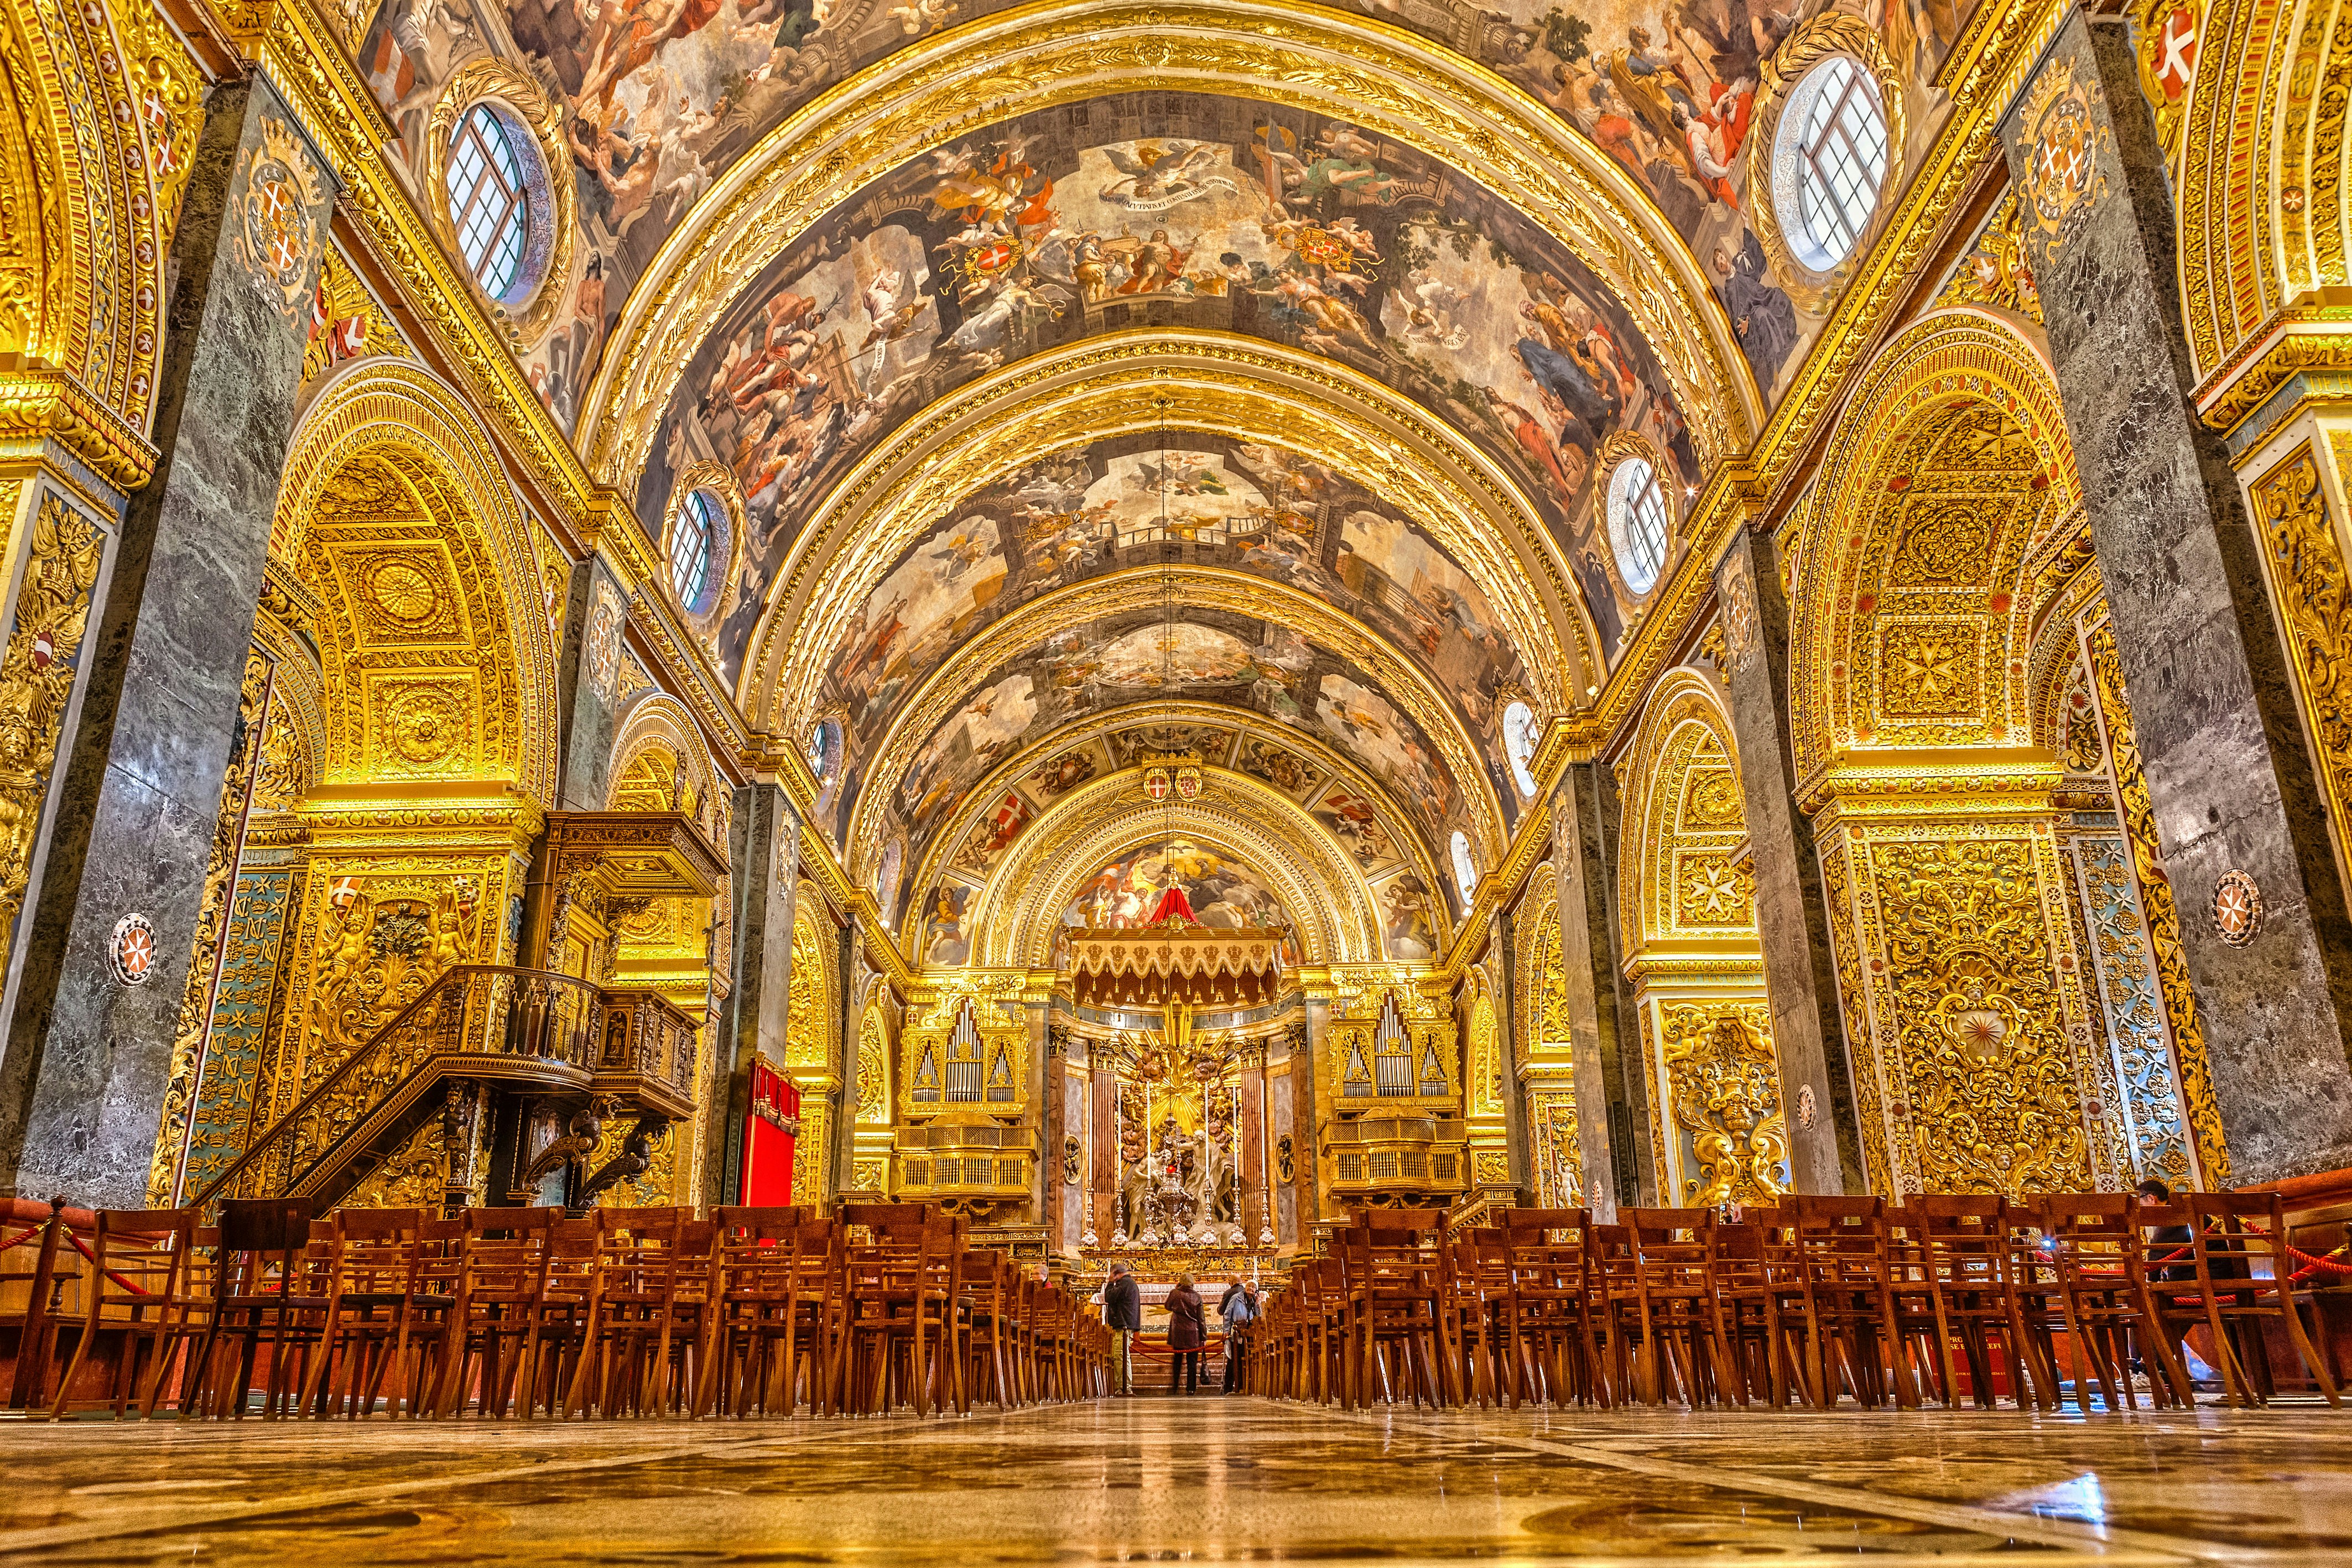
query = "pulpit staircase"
xmin=188 ymin=964 xmax=698 ymax=1215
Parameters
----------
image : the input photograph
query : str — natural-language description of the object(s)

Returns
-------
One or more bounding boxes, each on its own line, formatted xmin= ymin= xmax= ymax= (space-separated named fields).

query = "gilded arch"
xmin=971 ymin=766 xmax=1385 ymax=968
xmin=272 ymin=358 xmax=560 ymax=800
xmin=1616 ymin=668 xmax=1786 ymax=1208
xmin=747 ymin=333 xmax=1593 ymax=728
xmin=849 ymin=565 xmax=1508 ymax=884
xmin=1787 ymin=311 xmax=2082 ymax=794
xmin=579 ymin=0 xmax=1761 ymax=493
xmin=0 ymin=0 xmax=192 ymax=476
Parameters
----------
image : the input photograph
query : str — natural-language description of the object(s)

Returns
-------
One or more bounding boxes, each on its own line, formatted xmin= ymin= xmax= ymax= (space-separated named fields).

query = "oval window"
xmin=444 ymin=102 xmax=550 ymax=304
xmin=1606 ymin=457 xmax=1671 ymax=595
xmin=1502 ymin=700 xmax=1539 ymax=798
xmin=1450 ymin=830 xmax=1478 ymax=903
xmin=1774 ymin=55 xmax=1891 ymax=272
xmin=669 ymin=489 xmax=719 ymax=611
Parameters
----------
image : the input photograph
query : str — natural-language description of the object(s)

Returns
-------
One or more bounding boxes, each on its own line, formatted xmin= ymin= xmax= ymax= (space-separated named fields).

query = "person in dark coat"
xmin=1103 ymin=1262 xmax=1142 ymax=1396
xmin=1165 ymin=1273 xmax=1207 ymax=1393
xmin=1219 ymin=1277 xmax=1259 ymax=1394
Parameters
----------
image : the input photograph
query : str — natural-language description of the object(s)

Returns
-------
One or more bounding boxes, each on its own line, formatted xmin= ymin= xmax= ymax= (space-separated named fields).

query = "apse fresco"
xmin=361 ymin=0 xmax=1972 ymax=442
xmin=886 ymin=602 xmax=1471 ymax=876
xmin=637 ymin=93 xmax=1700 ymax=677
xmin=1049 ymin=840 xmax=1298 ymax=961
xmin=812 ymin=435 xmax=1534 ymax=816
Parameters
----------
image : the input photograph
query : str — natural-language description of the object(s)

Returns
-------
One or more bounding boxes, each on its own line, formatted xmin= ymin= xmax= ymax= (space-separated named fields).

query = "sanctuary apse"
xmin=0 ymin=0 xmax=2349 ymax=1329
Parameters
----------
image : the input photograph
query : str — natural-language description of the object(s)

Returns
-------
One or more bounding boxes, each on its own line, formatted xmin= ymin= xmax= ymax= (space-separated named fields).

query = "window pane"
xmin=445 ymin=106 xmax=528 ymax=299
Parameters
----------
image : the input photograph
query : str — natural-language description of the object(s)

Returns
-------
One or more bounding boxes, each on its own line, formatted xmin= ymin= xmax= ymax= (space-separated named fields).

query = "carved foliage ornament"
xmin=0 ymin=494 xmax=101 ymax=954
xmin=2248 ymin=445 xmax=2352 ymax=871
xmin=1660 ymin=1005 xmax=1789 ymax=1207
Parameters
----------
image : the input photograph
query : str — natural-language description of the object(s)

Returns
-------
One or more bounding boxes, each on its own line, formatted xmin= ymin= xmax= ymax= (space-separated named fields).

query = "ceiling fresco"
xmin=898 ymin=715 xmax=1443 ymax=967
xmin=634 ymin=93 xmax=1702 ymax=668
xmin=806 ymin=435 xmax=1536 ymax=836
xmin=363 ymin=0 xmax=1970 ymax=436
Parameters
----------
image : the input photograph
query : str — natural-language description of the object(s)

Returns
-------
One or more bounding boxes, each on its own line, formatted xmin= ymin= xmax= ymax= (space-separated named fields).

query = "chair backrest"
xmin=216 ymin=1197 xmax=314 ymax=1298
xmin=87 ymin=1208 xmax=199 ymax=1311
xmin=2183 ymin=1190 xmax=2293 ymax=1278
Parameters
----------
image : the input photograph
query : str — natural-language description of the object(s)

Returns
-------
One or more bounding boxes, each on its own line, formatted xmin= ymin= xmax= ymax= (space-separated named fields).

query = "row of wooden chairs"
xmin=9 ymin=1198 xmax=1110 ymax=1419
xmin=1250 ymin=1192 xmax=2342 ymax=1411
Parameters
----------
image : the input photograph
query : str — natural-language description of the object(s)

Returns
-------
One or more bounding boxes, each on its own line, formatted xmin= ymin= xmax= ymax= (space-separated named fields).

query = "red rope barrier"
xmin=2286 ymin=1243 xmax=2352 ymax=1282
xmin=0 ymin=1223 xmax=43 ymax=1252
xmin=63 ymin=1229 xmax=153 ymax=1296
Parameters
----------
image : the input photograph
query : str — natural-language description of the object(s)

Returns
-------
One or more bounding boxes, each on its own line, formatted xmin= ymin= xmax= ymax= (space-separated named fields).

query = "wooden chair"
xmin=431 ymin=1206 xmax=561 ymax=1418
xmin=184 ymin=1198 xmax=330 ymax=1419
xmin=300 ymin=1207 xmax=447 ymax=1418
xmin=45 ymin=1208 xmax=202 ymax=1420
xmin=2031 ymin=1193 xmax=2194 ymax=1410
xmin=1701 ymin=1217 xmax=1796 ymax=1406
xmin=1440 ymin=1227 xmax=1512 ymax=1407
xmin=840 ymin=1213 xmax=964 ymax=1415
xmin=1336 ymin=1225 xmax=1444 ymax=1408
xmin=1786 ymin=1196 xmax=1918 ymax=1409
xmin=2152 ymin=1191 xmax=2341 ymax=1408
xmin=564 ymin=1207 xmax=705 ymax=1418
xmin=1623 ymin=1208 xmax=1727 ymax=1407
xmin=1495 ymin=1208 xmax=1607 ymax=1408
xmin=1898 ymin=1196 xmax=2045 ymax=1410
xmin=695 ymin=1210 xmax=839 ymax=1417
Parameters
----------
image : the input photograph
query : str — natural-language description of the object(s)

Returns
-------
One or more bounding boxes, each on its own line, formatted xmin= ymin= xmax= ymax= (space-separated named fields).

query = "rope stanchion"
xmin=62 ymin=1229 xmax=153 ymax=1296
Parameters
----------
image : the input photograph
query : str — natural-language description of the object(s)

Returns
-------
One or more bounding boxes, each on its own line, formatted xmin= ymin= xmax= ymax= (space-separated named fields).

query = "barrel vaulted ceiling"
xmin=358 ymin=0 xmax=1984 ymax=951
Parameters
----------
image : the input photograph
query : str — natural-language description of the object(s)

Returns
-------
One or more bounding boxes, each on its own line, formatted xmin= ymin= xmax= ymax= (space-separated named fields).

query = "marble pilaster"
xmin=1551 ymin=763 xmax=1642 ymax=1216
xmin=0 ymin=80 xmax=336 ymax=1205
xmin=708 ymin=782 xmax=798 ymax=1208
xmin=2001 ymin=14 xmax=2352 ymax=1184
xmin=1714 ymin=524 xmax=1866 ymax=1193
xmin=551 ymin=557 xmax=633 ymax=812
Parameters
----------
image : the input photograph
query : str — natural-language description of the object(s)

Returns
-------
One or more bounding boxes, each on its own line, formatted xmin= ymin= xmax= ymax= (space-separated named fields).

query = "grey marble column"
xmin=2001 ymin=14 xmax=2352 ymax=1185
xmin=708 ymin=782 xmax=799 ymax=1208
xmin=1551 ymin=764 xmax=1645 ymax=1216
xmin=553 ymin=557 xmax=634 ymax=811
xmin=0 ymin=80 xmax=338 ymax=1206
xmin=1714 ymin=527 xmax=1866 ymax=1193
xmin=1494 ymin=907 xmax=1532 ymax=1196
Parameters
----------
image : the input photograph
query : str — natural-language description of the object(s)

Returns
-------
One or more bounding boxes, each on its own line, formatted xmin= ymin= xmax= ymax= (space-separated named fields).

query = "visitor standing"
xmin=1167 ymin=1273 xmax=1206 ymax=1393
xmin=1104 ymin=1262 xmax=1141 ymax=1396
xmin=1220 ymin=1276 xmax=1258 ymax=1393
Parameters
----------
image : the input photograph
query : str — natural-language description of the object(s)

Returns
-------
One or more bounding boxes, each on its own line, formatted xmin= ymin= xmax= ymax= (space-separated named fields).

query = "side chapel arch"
xmin=1616 ymin=669 xmax=1787 ymax=1207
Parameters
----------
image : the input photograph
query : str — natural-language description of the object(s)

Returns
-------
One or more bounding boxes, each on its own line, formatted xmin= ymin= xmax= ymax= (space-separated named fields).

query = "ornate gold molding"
xmin=576 ymin=0 xmax=1761 ymax=494
xmin=844 ymin=564 xmax=1507 ymax=883
xmin=900 ymin=697 xmax=1447 ymax=925
xmin=748 ymin=331 xmax=1586 ymax=731
xmin=0 ymin=362 xmax=158 ymax=491
xmin=970 ymin=766 xmax=1383 ymax=968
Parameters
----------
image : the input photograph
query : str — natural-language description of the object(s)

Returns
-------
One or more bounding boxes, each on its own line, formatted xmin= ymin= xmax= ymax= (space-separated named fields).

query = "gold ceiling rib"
xmin=898 ymin=698 xmax=1448 ymax=920
xmin=576 ymin=0 xmax=1760 ymax=497
xmin=970 ymin=765 xmax=1387 ymax=968
xmin=746 ymin=332 xmax=1588 ymax=732
xmin=844 ymin=564 xmax=1510 ymax=889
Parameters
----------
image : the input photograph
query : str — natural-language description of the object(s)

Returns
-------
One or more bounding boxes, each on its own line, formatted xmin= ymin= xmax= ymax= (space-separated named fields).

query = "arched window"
xmin=445 ymin=103 xmax=535 ymax=300
xmin=1450 ymin=830 xmax=1478 ymax=903
xmin=1502 ymin=700 xmax=1539 ymax=798
xmin=806 ymin=719 xmax=834 ymax=781
xmin=669 ymin=489 xmax=717 ymax=608
xmin=1607 ymin=457 xmax=1671 ymax=594
xmin=1778 ymin=55 xmax=1890 ymax=271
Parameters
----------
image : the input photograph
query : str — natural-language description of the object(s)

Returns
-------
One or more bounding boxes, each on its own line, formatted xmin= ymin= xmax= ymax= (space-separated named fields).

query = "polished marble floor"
xmin=1 ymin=1395 xmax=2346 ymax=1564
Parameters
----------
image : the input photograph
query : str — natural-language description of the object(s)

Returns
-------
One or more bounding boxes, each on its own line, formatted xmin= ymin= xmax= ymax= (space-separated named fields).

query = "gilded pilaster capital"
xmin=1799 ymin=747 xmax=2065 ymax=825
xmin=0 ymin=364 xmax=157 ymax=493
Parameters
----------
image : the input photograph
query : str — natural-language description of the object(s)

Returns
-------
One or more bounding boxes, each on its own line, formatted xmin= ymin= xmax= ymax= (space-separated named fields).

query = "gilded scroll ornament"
xmin=1872 ymin=837 xmax=2090 ymax=1193
xmin=2248 ymin=445 xmax=2352 ymax=869
xmin=1661 ymin=1004 xmax=1789 ymax=1206
xmin=1934 ymin=193 xmax=2043 ymax=323
xmin=0 ymin=494 xmax=102 ymax=956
